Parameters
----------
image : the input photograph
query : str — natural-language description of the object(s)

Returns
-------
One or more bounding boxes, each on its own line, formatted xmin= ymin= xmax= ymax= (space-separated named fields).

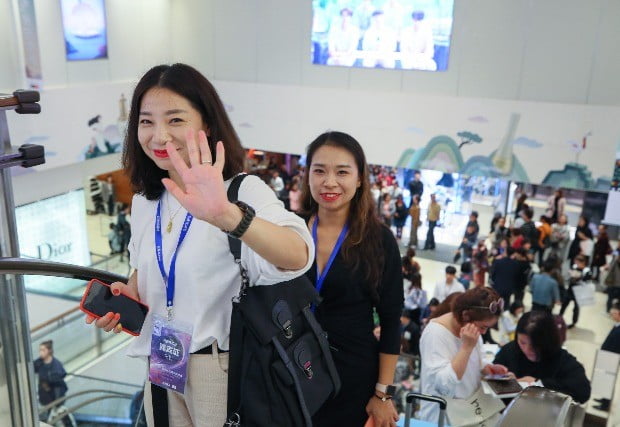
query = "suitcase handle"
xmin=404 ymin=392 xmax=447 ymax=427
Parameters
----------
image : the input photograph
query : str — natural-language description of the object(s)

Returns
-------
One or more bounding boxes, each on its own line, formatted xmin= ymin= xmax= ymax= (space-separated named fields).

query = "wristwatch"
xmin=375 ymin=383 xmax=396 ymax=402
xmin=224 ymin=201 xmax=256 ymax=239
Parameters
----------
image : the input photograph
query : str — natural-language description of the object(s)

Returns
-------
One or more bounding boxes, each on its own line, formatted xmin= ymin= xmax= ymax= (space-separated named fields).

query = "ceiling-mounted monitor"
xmin=311 ymin=0 xmax=454 ymax=71
xmin=60 ymin=0 xmax=108 ymax=61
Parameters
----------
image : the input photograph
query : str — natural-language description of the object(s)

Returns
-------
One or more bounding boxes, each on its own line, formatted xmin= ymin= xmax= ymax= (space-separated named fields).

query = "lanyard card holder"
xmin=149 ymin=314 xmax=193 ymax=394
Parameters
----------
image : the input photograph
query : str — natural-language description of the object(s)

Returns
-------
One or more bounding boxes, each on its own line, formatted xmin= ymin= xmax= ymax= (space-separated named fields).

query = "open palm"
xmin=162 ymin=129 xmax=231 ymax=225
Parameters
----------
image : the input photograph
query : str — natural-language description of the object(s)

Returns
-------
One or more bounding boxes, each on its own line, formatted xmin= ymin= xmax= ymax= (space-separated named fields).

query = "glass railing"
xmin=30 ymin=321 xmax=145 ymax=425
xmin=43 ymin=373 xmax=143 ymax=425
xmin=0 ymin=258 xmax=144 ymax=425
xmin=36 ymin=372 xmax=143 ymax=426
xmin=29 ymin=298 xmax=131 ymax=376
xmin=90 ymin=253 xmax=132 ymax=284
xmin=23 ymin=252 xmax=132 ymax=301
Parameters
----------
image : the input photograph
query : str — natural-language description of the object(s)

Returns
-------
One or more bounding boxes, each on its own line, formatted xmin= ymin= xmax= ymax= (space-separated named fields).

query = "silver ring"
xmin=201 ymin=160 xmax=212 ymax=165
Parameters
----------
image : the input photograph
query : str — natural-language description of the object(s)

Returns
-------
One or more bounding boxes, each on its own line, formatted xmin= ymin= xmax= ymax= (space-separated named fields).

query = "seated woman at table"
xmin=419 ymin=287 xmax=509 ymax=422
xmin=493 ymin=310 xmax=591 ymax=403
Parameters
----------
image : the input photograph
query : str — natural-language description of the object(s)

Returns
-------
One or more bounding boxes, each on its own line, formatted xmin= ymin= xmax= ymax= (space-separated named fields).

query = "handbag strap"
xmin=224 ymin=173 xmax=247 ymax=427
xmin=150 ymin=383 xmax=169 ymax=427
xmin=226 ymin=173 xmax=247 ymax=261
xmin=226 ymin=174 xmax=252 ymax=298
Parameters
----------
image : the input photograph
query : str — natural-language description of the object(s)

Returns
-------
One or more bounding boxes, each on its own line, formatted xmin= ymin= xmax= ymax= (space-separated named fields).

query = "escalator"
xmin=1 ymin=257 xmax=146 ymax=426
xmin=1 ymin=89 xmax=149 ymax=426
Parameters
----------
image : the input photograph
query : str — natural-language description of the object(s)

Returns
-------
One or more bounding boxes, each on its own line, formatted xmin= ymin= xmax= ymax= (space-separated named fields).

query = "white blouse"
xmin=498 ymin=312 xmax=519 ymax=345
xmin=419 ymin=320 xmax=485 ymax=422
xmin=126 ymin=175 xmax=314 ymax=356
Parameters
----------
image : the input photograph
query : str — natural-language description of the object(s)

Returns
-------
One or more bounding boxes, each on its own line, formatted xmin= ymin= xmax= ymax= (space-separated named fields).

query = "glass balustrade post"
xmin=0 ymin=108 xmax=38 ymax=427
xmin=95 ymin=326 xmax=103 ymax=356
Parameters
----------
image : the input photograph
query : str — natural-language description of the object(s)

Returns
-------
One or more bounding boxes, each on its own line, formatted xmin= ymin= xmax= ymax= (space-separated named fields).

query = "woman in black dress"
xmin=493 ymin=310 xmax=590 ymax=403
xmin=567 ymin=215 xmax=593 ymax=264
xmin=301 ymin=131 xmax=404 ymax=427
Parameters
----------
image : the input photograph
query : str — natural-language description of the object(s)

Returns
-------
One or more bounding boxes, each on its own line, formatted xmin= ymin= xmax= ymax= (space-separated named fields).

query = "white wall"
xmin=0 ymin=0 xmax=21 ymax=92
xmin=3 ymin=0 xmax=620 ymax=104
xmin=11 ymin=153 xmax=121 ymax=206
xmin=214 ymin=80 xmax=620 ymax=184
xmin=7 ymin=75 xmax=618 ymax=202
xmin=170 ymin=0 xmax=620 ymax=106
xmin=0 ymin=0 xmax=173 ymax=91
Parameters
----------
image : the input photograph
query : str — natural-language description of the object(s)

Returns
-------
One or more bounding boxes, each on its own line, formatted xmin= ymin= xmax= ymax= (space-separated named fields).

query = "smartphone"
xmin=483 ymin=374 xmax=512 ymax=381
xmin=485 ymin=378 xmax=523 ymax=395
xmin=80 ymin=279 xmax=149 ymax=336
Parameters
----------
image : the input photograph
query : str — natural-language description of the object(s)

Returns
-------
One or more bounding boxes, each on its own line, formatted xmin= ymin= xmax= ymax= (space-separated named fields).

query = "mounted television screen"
xmin=60 ymin=0 xmax=108 ymax=61
xmin=311 ymin=0 xmax=454 ymax=71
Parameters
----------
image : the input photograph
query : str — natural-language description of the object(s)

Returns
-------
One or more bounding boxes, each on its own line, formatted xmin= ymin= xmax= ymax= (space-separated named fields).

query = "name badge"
xmin=149 ymin=314 xmax=192 ymax=394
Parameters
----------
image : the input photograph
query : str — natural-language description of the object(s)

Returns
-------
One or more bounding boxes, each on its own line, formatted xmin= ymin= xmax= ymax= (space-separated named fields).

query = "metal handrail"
xmin=40 ymin=388 xmax=135 ymax=413
xmin=30 ymin=305 xmax=80 ymax=334
xmin=43 ymin=390 xmax=135 ymax=426
xmin=0 ymin=257 xmax=127 ymax=283
xmin=0 ymin=94 xmax=20 ymax=109
xmin=68 ymin=373 xmax=142 ymax=390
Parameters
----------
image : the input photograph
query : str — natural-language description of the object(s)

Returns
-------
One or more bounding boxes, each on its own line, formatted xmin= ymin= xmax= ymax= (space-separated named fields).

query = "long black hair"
xmin=123 ymin=63 xmax=245 ymax=200
xmin=516 ymin=311 xmax=561 ymax=361
xmin=300 ymin=131 xmax=385 ymax=302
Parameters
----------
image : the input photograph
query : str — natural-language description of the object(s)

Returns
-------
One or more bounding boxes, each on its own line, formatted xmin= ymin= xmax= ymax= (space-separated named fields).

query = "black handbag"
xmin=224 ymin=174 xmax=341 ymax=427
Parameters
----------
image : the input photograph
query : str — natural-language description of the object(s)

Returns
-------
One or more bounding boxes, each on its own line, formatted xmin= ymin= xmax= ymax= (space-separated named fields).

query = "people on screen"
xmin=362 ymin=11 xmax=397 ymax=68
xmin=327 ymin=8 xmax=361 ymax=66
xmin=400 ymin=11 xmax=437 ymax=70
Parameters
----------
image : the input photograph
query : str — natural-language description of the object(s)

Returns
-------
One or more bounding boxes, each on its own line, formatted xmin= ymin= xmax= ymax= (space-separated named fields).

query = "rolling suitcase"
xmin=403 ymin=392 xmax=447 ymax=427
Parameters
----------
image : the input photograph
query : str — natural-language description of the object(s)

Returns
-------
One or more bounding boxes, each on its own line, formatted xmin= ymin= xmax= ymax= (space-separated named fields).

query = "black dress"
xmin=307 ymin=225 xmax=404 ymax=427
xmin=493 ymin=341 xmax=591 ymax=403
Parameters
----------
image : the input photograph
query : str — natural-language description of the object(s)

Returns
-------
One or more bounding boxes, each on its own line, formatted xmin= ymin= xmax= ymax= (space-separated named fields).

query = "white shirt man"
xmin=433 ymin=267 xmax=465 ymax=302
xmin=270 ymin=173 xmax=284 ymax=195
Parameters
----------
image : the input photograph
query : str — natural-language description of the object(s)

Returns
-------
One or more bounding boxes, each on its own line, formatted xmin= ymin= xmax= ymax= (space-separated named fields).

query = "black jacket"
xmin=408 ymin=180 xmax=423 ymax=199
xmin=34 ymin=357 xmax=68 ymax=405
xmin=602 ymin=325 xmax=620 ymax=354
xmin=493 ymin=341 xmax=591 ymax=403
xmin=520 ymin=221 xmax=539 ymax=246
xmin=490 ymin=257 xmax=528 ymax=296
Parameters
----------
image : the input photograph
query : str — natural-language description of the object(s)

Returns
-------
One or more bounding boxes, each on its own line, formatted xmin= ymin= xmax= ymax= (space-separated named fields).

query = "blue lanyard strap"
xmin=155 ymin=199 xmax=193 ymax=312
xmin=311 ymin=216 xmax=349 ymax=295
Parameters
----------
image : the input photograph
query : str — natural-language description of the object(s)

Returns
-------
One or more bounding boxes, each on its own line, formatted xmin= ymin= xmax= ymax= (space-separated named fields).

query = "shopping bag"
xmin=572 ymin=282 xmax=596 ymax=306
xmin=445 ymin=386 xmax=504 ymax=427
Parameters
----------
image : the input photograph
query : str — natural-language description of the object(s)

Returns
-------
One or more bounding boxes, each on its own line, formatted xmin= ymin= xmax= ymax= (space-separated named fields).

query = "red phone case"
xmin=79 ymin=278 xmax=149 ymax=336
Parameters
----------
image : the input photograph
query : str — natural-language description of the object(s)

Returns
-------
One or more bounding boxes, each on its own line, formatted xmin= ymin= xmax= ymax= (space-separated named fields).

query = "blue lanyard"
xmin=155 ymin=199 xmax=193 ymax=320
xmin=311 ymin=217 xmax=349 ymax=296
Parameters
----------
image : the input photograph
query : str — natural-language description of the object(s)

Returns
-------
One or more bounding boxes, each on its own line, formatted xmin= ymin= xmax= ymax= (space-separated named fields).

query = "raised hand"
xmin=482 ymin=364 xmax=510 ymax=376
xmin=460 ymin=323 xmax=481 ymax=350
xmin=162 ymin=129 xmax=236 ymax=229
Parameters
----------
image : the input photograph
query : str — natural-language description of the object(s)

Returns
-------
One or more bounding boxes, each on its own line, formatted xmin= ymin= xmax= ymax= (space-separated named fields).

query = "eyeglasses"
xmin=469 ymin=298 xmax=505 ymax=314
